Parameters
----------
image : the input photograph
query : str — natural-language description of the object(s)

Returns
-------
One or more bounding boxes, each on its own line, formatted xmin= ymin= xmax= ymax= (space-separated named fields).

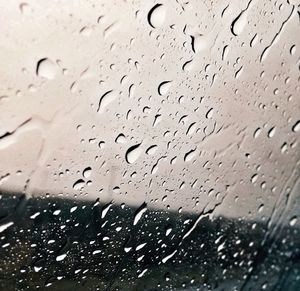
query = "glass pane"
xmin=0 ymin=0 xmax=299 ymax=290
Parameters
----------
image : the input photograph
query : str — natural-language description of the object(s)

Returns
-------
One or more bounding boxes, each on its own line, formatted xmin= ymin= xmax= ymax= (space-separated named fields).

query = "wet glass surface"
xmin=0 ymin=0 xmax=300 ymax=290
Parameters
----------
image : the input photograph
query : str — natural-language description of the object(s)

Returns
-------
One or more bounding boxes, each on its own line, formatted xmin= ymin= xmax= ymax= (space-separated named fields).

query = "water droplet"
xmin=184 ymin=148 xmax=196 ymax=162
xmin=79 ymin=26 xmax=92 ymax=36
xmin=101 ymin=202 xmax=112 ymax=219
xmin=182 ymin=59 xmax=194 ymax=71
xmin=235 ymin=66 xmax=244 ymax=79
xmin=231 ymin=10 xmax=248 ymax=36
xmin=251 ymin=173 xmax=258 ymax=183
xmin=56 ymin=253 xmax=67 ymax=262
xmin=133 ymin=202 xmax=147 ymax=225
xmin=146 ymin=145 xmax=158 ymax=155
xmin=34 ymin=266 xmax=42 ymax=273
xmin=53 ymin=209 xmax=61 ymax=216
xmin=281 ymin=142 xmax=288 ymax=153
xmin=147 ymin=4 xmax=166 ymax=28
xmin=165 ymin=227 xmax=172 ymax=236
xmin=253 ymin=128 xmax=261 ymax=138
xmin=30 ymin=212 xmax=40 ymax=219
xmin=97 ymin=90 xmax=116 ymax=113
xmin=0 ymin=222 xmax=14 ymax=233
xmin=115 ymin=133 xmax=126 ymax=143
xmin=290 ymin=44 xmax=296 ymax=55
xmin=153 ymin=114 xmax=162 ymax=127
xmin=36 ymin=58 xmax=57 ymax=80
xmin=268 ymin=127 xmax=276 ymax=138
xmin=98 ymin=141 xmax=106 ymax=149
xmin=289 ymin=216 xmax=297 ymax=226
xmin=125 ymin=143 xmax=142 ymax=164
xmin=292 ymin=120 xmax=300 ymax=132
xmin=206 ymin=108 xmax=214 ymax=119
xmin=83 ymin=167 xmax=92 ymax=178
xmin=138 ymin=268 xmax=148 ymax=278
xmin=190 ymin=34 xmax=209 ymax=53
xmin=217 ymin=241 xmax=226 ymax=252
xmin=158 ymin=81 xmax=172 ymax=96
xmin=73 ymin=179 xmax=85 ymax=190
xmin=186 ymin=122 xmax=196 ymax=135
xmin=19 ymin=2 xmax=31 ymax=15
xmin=162 ymin=250 xmax=177 ymax=263
xmin=136 ymin=242 xmax=147 ymax=250
xmin=222 ymin=45 xmax=229 ymax=60
xmin=70 ymin=206 xmax=77 ymax=213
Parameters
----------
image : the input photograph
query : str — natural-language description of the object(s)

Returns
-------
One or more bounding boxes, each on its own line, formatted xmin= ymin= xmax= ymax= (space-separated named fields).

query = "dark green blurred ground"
xmin=0 ymin=191 xmax=299 ymax=290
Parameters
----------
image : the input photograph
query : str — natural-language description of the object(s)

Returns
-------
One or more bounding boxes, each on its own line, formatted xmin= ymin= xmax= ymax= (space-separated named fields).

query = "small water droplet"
xmin=253 ymin=128 xmax=261 ymax=138
xmin=19 ymin=2 xmax=31 ymax=15
xmin=206 ymin=108 xmax=214 ymax=119
xmin=251 ymin=173 xmax=258 ymax=183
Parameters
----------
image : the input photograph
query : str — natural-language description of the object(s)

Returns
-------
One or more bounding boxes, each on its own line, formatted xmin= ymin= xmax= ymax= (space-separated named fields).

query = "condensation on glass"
xmin=0 ymin=0 xmax=299 ymax=290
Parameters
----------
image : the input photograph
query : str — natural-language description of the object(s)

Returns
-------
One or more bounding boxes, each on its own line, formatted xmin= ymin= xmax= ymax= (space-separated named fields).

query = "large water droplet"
xmin=191 ymin=34 xmax=209 ymax=53
xmin=101 ymin=202 xmax=113 ymax=219
xmin=73 ymin=179 xmax=85 ymax=190
xmin=292 ymin=120 xmax=300 ymax=132
xmin=97 ymin=90 xmax=116 ymax=113
xmin=56 ymin=253 xmax=67 ymax=262
xmin=268 ymin=126 xmax=276 ymax=138
xmin=146 ymin=145 xmax=158 ymax=155
xmin=115 ymin=133 xmax=126 ymax=144
xmin=133 ymin=202 xmax=147 ymax=225
xmin=184 ymin=148 xmax=196 ymax=162
xmin=0 ymin=221 xmax=14 ymax=233
xmin=125 ymin=143 xmax=142 ymax=164
xmin=138 ymin=268 xmax=148 ymax=278
xmin=147 ymin=4 xmax=166 ymax=28
xmin=162 ymin=250 xmax=177 ymax=263
xmin=289 ymin=216 xmax=297 ymax=226
xmin=83 ymin=167 xmax=92 ymax=178
xmin=30 ymin=212 xmax=40 ymax=219
xmin=158 ymin=81 xmax=172 ymax=96
xmin=231 ymin=11 xmax=248 ymax=36
xmin=36 ymin=58 xmax=57 ymax=80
